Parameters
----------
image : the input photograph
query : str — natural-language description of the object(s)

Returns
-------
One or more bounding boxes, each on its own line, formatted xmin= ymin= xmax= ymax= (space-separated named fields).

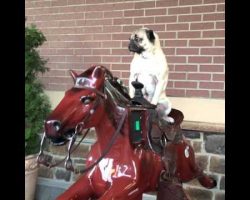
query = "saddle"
xmin=128 ymin=80 xmax=184 ymax=154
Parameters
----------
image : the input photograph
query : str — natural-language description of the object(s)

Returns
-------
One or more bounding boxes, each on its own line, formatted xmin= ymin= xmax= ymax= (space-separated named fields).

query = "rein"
xmin=37 ymin=85 xmax=127 ymax=174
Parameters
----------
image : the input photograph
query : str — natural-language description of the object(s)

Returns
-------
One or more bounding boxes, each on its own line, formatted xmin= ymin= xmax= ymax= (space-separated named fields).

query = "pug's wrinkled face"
xmin=128 ymin=28 xmax=156 ymax=54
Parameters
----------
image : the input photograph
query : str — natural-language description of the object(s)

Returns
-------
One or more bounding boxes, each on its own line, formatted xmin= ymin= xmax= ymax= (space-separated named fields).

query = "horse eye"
xmin=80 ymin=96 xmax=94 ymax=105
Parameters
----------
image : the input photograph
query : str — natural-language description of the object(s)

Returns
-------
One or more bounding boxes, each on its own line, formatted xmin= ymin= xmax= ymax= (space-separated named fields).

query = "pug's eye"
xmin=135 ymin=36 xmax=142 ymax=42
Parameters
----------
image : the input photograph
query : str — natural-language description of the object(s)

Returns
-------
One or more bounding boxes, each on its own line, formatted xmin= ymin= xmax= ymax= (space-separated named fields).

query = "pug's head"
xmin=128 ymin=28 xmax=158 ymax=54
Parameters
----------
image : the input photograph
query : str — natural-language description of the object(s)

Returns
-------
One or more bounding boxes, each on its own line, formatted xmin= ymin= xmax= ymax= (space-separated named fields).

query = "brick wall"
xmin=39 ymin=129 xmax=225 ymax=200
xmin=25 ymin=0 xmax=225 ymax=99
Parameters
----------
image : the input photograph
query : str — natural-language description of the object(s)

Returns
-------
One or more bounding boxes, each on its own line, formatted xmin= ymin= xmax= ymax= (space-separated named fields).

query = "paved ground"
xmin=35 ymin=178 xmax=156 ymax=200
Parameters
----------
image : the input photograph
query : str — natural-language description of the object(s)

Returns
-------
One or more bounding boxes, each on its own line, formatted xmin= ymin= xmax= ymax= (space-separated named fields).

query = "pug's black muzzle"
xmin=128 ymin=39 xmax=144 ymax=54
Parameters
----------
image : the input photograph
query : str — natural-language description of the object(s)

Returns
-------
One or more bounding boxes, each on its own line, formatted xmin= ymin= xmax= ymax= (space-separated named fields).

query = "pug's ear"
xmin=145 ymin=29 xmax=155 ymax=44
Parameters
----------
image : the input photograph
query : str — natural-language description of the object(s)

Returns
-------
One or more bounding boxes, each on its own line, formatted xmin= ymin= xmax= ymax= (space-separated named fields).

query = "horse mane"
xmin=76 ymin=65 xmax=131 ymax=131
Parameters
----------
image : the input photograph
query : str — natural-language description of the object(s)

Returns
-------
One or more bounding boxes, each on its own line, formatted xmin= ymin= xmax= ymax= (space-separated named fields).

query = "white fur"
xmin=129 ymin=29 xmax=174 ymax=123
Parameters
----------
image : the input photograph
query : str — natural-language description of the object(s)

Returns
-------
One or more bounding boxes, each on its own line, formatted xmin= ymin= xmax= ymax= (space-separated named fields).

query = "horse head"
xmin=44 ymin=66 xmax=110 ymax=145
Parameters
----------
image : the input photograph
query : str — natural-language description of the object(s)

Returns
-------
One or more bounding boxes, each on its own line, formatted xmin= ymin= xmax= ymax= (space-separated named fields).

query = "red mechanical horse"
xmin=37 ymin=66 xmax=216 ymax=200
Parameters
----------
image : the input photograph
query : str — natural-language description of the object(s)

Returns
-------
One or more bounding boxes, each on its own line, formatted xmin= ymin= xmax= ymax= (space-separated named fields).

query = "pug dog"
xmin=128 ymin=28 xmax=174 ymax=123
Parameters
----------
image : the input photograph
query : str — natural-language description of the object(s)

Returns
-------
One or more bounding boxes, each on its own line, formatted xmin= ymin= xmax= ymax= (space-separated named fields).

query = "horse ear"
xmin=92 ymin=67 xmax=104 ymax=79
xmin=69 ymin=70 xmax=78 ymax=82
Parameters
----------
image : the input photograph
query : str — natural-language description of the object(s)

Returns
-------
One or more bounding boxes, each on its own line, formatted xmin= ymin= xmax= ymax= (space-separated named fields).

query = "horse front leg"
xmin=56 ymin=174 xmax=94 ymax=200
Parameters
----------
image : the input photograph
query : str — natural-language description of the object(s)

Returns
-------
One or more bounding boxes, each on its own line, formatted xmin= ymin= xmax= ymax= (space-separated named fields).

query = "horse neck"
xmin=94 ymin=111 xmax=128 ymax=150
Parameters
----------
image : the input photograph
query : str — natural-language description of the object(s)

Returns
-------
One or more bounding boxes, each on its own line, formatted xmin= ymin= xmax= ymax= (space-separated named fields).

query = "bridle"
xmin=37 ymin=85 xmax=127 ymax=174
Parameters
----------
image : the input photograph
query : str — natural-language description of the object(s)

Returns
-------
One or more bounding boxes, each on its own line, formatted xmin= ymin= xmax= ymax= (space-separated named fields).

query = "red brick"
xmin=48 ymin=83 xmax=67 ymax=91
xmin=155 ymin=16 xmax=177 ymax=23
xmin=102 ymin=56 xmax=121 ymax=63
xmin=49 ymin=56 xmax=66 ymax=62
xmin=84 ymin=56 xmax=101 ymax=63
xmin=66 ymin=55 xmax=83 ymax=63
xmin=191 ymin=5 xmax=216 ymax=13
xmin=102 ymin=41 xmax=121 ymax=48
xmin=203 ymin=13 xmax=225 ymax=21
xmin=166 ymin=89 xmax=185 ymax=97
xmin=162 ymin=48 xmax=175 ymax=55
xmin=145 ymin=25 xmax=165 ymax=32
xmin=201 ymin=48 xmax=225 ymax=55
xmin=168 ymin=65 xmax=175 ymax=71
xmin=111 ymin=70 xmax=121 ymax=78
xmin=123 ymin=25 xmax=142 ymax=33
xmin=213 ymin=56 xmax=225 ymax=64
xmin=74 ymin=49 xmax=92 ymax=55
xmin=178 ymin=14 xmax=202 ymax=22
xmin=168 ymin=7 xmax=191 ymax=15
xmin=85 ymin=0 xmax=104 ymax=4
xmin=82 ymin=26 xmax=103 ymax=34
xmin=112 ymin=33 xmax=130 ymax=40
xmin=104 ymin=11 xmax=123 ymax=18
xmin=135 ymin=1 xmax=155 ymax=9
xmin=112 ymin=49 xmax=130 ymax=55
xmin=165 ymin=40 xmax=187 ymax=47
xmin=217 ymin=4 xmax=225 ymax=12
xmin=187 ymin=73 xmax=211 ymax=80
xmin=56 ymin=49 xmax=74 ymax=55
xmin=204 ymin=0 xmax=225 ymax=4
xmin=215 ymin=39 xmax=225 ymax=46
xmin=211 ymin=91 xmax=225 ymax=98
xmin=51 ymin=0 xmax=68 ymax=7
xmin=84 ymin=4 xmax=112 ymax=12
xmin=199 ymin=82 xmax=224 ymax=89
xmin=85 ymin=12 xmax=103 ymax=19
xmin=93 ymin=34 xmax=112 ymax=41
xmin=124 ymin=10 xmax=144 ymax=17
xmin=189 ymin=39 xmax=213 ymax=46
xmin=167 ymin=56 xmax=187 ymax=63
xmin=169 ymin=73 xmax=186 ymax=80
xmin=145 ymin=8 xmax=166 ymax=16
xmin=113 ymin=18 xmax=133 ymax=25
xmin=216 ymin=21 xmax=225 ymax=29
xmin=122 ymin=41 xmax=131 ymax=48
xmin=58 ymin=6 xmax=84 ymax=13
xmin=111 ymin=64 xmax=130 ymax=71
xmin=212 ymin=74 xmax=225 ymax=81
xmin=121 ymin=71 xmax=130 ymax=78
xmin=82 ymin=41 xmax=101 ymax=48
xmin=167 ymin=23 xmax=189 ymax=31
xmin=40 ymin=49 xmax=57 ymax=55
xmin=134 ymin=17 xmax=154 ymax=24
xmin=46 ymin=70 xmax=66 ymax=77
xmin=167 ymin=81 xmax=174 ymax=88
xmin=190 ymin=22 xmax=214 ymax=30
xmin=93 ymin=49 xmax=111 ymax=55
xmin=85 ymin=19 xmax=112 ymax=26
xmin=176 ymin=48 xmax=199 ymax=55
xmin=156 ymin=0 xmax=178 ymax=7
xmin=103 ymin=26 xmax=122 ymax=33
xmin=175 ymin=65 xmax=198 ymax=72
xmin=158 ymin=32 xmax=176 ymax=39
xmin=186 ymin=90 xmax=209 ymax=97
xmin=188 ymin=56 xmax=212 ymax=63
xmin=200 ymin=65 xmax=224 ymax=72
xmin=68 ymin=0 xmax=86 ymax=5
xmin=175 ymin=81 xmax=197 ymax=88
xmin=179 ymin=0 xmax=202 ymax=5
xmin=203 ymin=30 xmax=224 ymax=38
xmin=178 ymin=31 xmax=201 ymax=38
xmin=122 ymin=56 xmax=133 ymax=63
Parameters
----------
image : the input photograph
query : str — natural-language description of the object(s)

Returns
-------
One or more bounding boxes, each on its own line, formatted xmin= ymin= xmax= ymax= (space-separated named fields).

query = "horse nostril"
xmin=52 ymin=120 xmax=61 ymax=131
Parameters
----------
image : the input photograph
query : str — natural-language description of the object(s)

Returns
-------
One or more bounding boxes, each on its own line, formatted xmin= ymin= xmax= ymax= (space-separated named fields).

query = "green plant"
xmin=25 ymin=23 xmax=51 ymax=155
